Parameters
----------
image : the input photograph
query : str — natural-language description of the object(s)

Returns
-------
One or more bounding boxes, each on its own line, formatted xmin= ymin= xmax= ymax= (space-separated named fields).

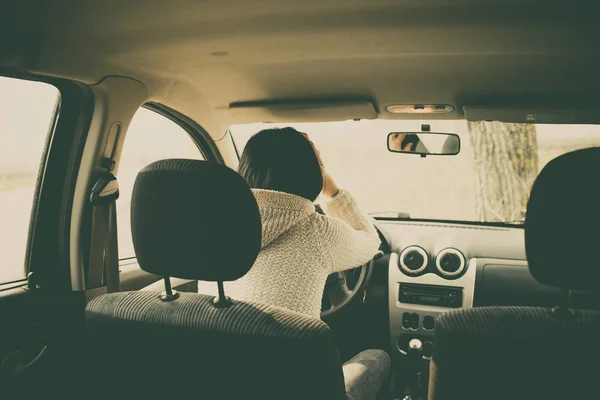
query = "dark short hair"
xmin=238 ymin=127 xmax=323 ymax=201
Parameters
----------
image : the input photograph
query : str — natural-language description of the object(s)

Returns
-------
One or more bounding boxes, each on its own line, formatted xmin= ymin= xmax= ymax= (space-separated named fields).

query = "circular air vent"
xmin=399 ymin=246 xmax=428 ymax=275
xmin=435 ymin=248 xmax=466 ymax=277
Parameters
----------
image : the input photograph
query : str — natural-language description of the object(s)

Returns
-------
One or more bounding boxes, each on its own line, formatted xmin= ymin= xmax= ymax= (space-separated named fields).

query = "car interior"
xmin=2 ymin=1 xmax=600 ymax=399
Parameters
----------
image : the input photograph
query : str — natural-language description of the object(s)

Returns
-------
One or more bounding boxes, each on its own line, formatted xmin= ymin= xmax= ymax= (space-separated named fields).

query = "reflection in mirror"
xmin=387 ymin=132 xmax=460 ymax=156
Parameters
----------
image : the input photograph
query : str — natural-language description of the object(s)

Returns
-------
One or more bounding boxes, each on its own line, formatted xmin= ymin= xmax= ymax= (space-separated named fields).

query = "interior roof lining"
xmin=4 ymin=0 xmax=600 ymax=138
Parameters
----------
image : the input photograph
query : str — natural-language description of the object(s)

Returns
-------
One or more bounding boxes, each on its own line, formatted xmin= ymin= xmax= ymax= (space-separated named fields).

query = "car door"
xmin=0 ymin=75 xmax=93 ymax=397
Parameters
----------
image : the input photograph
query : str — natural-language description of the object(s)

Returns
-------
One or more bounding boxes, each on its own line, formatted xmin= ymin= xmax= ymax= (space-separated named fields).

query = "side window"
xmin=0 ymin=77 xmax=60 ymax=283
xmin=118 ymin=107 xmax=204 ymax=262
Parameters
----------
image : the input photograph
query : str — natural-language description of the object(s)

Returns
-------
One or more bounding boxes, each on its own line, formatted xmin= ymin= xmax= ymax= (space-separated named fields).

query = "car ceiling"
xmin=2 ymin=0 xmax=600 ymax=138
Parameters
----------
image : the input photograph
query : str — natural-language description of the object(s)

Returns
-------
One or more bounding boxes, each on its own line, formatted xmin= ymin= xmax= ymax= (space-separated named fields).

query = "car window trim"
xmin=374 ymin=216 xmax=523 ymax=229
xmin=0 ymin=73 xmax=61 ymax=282
xmin=143 ymin=102 xmax=223 ymax=164
xmin=23 ymin=91 xmax=61 ymax=276
xmin=0 ymin=71 xmax=94 ymax=288
xmin=228 ymin=128 xmax=242 ymax=160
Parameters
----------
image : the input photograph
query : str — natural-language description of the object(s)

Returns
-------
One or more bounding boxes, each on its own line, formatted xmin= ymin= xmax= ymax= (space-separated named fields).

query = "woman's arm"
xmin=316 ymin=190 xmax=381 ymax=273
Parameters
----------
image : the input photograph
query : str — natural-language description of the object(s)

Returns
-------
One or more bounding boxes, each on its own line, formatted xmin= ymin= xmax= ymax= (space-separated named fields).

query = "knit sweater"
xmin=197 ymin=189 xmax=381 ymax=319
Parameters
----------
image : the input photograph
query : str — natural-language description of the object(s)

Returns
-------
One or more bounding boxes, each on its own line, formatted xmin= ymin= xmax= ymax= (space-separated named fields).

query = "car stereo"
xmin=399 ymin=283 xmax=463 ymax=308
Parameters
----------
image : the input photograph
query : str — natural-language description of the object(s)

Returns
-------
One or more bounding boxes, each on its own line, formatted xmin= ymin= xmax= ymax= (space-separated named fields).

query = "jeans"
xmin=343 ymin=349 xmax=391 ymax=400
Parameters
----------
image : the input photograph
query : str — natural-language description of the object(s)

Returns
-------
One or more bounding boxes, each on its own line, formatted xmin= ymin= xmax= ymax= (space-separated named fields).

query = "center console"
xmin=388 ymin=247 xmax=477 ymax=399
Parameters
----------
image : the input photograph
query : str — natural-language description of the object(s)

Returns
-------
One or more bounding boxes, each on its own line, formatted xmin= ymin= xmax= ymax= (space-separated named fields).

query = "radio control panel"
xmin=399 ymin=283 xmax=463 ymax=308
xmin=388 ymin=251 xmax=477 ymax=362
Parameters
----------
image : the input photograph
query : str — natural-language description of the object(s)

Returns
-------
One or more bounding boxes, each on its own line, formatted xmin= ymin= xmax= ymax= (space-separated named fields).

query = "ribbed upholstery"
xmin=86 ymin=291 xmax=346 ymax=399
xmin=436 ymin=306 xmax=600 ymax=337
xmin=430 ymin=306 xmax=600 ymax=400
xmin=87 ymin=291 xmax=328 ymax=339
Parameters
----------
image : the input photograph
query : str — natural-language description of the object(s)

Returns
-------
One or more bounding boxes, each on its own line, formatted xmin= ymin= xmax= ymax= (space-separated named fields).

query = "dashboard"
xmin=375 ymin=219 xmax=600 ymax=362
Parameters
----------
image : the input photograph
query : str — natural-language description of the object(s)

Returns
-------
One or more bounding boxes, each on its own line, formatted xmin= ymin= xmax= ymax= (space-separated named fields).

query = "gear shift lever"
xmin=406 ymin=338 xmax=424 ymax=397
xmin=408 ymin=338 xmax=423 ymax=358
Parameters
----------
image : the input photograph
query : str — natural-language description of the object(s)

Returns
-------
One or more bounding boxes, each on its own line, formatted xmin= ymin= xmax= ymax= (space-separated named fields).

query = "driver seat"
xmin=85 ymin=159 xmax=389 ymax=400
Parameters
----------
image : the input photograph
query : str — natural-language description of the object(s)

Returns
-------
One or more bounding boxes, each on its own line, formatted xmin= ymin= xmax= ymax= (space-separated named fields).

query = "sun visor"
xmin=464 ymin=106 xmax=600 ymax=124
xmin=229 ymin=100 xmax=377 ymax=123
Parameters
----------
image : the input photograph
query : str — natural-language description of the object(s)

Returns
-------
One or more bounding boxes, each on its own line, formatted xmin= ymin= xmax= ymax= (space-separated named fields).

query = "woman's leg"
xmin=343 ymin=349 xmax=391 ymax=400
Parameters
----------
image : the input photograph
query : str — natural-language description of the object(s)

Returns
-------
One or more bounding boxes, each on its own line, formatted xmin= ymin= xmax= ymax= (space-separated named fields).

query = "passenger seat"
xmin=428 ymin=147 xmax=600 ymax=400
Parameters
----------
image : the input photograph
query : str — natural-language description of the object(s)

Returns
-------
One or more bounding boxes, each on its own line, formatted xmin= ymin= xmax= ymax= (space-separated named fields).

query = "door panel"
xmin=0 ymin=285 xmax=88 ymax=397
xmin=0 ymin=77 xmax=93 ymax=397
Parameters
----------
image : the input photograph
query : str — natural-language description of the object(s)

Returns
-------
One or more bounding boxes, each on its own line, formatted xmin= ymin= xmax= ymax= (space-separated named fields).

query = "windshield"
xmin=229 ymin=120 xmax=600 ymax=225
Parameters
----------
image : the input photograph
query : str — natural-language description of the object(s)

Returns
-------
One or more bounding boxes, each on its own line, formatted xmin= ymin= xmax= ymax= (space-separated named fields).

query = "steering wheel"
xmin=320 ymin=258 xmax=376 ymax=318
xmin=314 ymin=204 xmax=384 ymax=318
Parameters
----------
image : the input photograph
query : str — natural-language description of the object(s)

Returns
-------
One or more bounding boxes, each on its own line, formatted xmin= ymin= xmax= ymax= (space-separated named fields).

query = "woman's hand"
xmin=388 ymin=133 xmax=415 ymax=152
xmin=305 ymin=132 xmax=340 ymax=198
xmin=322 ymin=168 xmax=341 ymax=199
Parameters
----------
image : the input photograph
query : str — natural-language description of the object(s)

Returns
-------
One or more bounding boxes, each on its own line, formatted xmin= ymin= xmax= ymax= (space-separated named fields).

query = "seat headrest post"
xmin=552 ymin=288 xmax=575 ymax=318
xmin=160 ymin=277 xmax=180 ymax=302
xmin=212 ymin=281 xmax=232 ymax=308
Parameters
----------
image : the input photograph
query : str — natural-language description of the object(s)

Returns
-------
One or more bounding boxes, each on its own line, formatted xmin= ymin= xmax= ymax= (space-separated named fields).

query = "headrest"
xmin=131 ymin=159 xmax=262 ymax=281
xmin=525 ymin=147 xmax=600 ymax=291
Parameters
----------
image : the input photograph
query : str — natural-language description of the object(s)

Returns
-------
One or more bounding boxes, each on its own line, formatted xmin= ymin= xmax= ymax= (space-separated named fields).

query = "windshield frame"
xmin=372 ymin=215 xmax=524 ymax=229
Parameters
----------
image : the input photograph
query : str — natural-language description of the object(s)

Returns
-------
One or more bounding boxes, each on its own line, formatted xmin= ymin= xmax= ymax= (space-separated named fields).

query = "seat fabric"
xmin=86 ymin=291 xmax=347 ymax=399
xmin=430 ymin=306 xmax=600 ymax=400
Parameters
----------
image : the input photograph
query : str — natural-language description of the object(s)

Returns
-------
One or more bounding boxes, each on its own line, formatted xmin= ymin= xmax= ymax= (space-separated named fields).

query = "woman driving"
xmin=199 ymin=127 xmax=381 ymax=319
xmin=198 ymin=127 xmax=390 ymax=400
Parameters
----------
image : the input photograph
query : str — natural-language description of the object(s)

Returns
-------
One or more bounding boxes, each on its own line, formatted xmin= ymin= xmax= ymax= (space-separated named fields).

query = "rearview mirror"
xmin=387 ymin=132 xmax=460 ymax=156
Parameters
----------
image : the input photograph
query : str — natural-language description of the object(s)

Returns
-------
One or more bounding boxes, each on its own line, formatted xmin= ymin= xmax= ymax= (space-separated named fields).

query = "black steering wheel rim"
xmin=320 ymin=258 xmax=375 ymax=319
